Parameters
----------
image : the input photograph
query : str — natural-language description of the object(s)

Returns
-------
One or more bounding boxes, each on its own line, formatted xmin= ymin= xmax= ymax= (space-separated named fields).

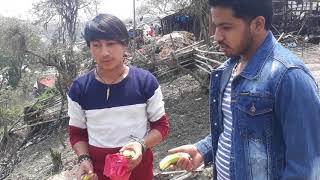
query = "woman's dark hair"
xmin=84 ymin=14 xmax=129 ymax=47
xmin=209 ymin=0 xmax=273 ymax=30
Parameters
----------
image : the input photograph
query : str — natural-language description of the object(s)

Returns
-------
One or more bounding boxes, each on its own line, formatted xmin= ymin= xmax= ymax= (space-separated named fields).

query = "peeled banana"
xmin=122 ymin=150 xmax=136 ymax=159
xmin=159 ymin=152 xmax=190 ymax=170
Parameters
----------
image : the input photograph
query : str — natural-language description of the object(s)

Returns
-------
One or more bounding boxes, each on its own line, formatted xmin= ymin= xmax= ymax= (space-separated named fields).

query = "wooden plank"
xmin=194 ymin=54 xmax=223 ymax=65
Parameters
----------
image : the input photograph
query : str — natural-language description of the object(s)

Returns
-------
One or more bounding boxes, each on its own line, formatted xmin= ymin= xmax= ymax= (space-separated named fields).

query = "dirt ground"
xmin=2 ymin=44 xmax=319 ymax=180
xmin=291 ymin=44 xmax=320 ymax=84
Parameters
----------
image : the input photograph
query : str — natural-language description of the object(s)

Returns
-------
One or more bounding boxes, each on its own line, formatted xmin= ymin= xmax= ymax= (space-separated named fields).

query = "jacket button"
xmin=215 ymin=74 xmax=219 ymax=77
xmin=250 ymin=104 xmax=256 ymax=113
xmin=213 ymin=99 xmax=216 ymax=102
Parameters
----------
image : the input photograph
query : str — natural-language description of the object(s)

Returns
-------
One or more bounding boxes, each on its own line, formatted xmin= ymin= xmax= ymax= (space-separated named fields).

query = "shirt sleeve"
xmin=275 ymin=68 xmax=320 ymax=179
xmin=67 ymin=80 xmax=88 ymax=146
xmin=144 ymin=73 xmax=166 ymax=122
xmin=195 ymin=134 xmax=214 ymax=166
xmin=149 ymin=114 xmax=169 ymax=139
xmin=144 ymin=72 xmax=168 ymax=138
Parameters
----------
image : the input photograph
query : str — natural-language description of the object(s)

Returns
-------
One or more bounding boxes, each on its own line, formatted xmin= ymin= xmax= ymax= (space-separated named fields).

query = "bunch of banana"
xmin=159 ymin=152 xmax=190 ymax=170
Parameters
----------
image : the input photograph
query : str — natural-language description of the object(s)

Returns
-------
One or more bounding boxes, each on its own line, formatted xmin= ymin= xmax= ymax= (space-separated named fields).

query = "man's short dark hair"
xmin=209 ymin=0 xmax=273 ymax=30
xmin=84 ymin=14 xmax=129 ymax=47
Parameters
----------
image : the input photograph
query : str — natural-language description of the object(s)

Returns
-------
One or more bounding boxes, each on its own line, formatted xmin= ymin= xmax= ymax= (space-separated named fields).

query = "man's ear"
xmin=251 ymin=16 xmax=266 ymax=33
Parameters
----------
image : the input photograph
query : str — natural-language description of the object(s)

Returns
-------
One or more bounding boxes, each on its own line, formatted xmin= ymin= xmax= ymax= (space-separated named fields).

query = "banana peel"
xmin=159 ymin=152 xmax=190 ymax=171
xmin=81 ymin=172 xmax=97 ymax=180
xmin=81 ymin=174 xmax=90 ymax=180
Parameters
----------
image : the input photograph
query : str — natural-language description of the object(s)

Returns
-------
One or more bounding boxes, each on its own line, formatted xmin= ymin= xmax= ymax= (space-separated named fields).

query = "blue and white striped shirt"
xmin=216 ymin=70 xmax=235 ymax=180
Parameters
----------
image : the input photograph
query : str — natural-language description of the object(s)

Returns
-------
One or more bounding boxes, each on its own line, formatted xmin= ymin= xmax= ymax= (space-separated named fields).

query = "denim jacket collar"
xmin=239 ymin=31 xmax=276 ymax=80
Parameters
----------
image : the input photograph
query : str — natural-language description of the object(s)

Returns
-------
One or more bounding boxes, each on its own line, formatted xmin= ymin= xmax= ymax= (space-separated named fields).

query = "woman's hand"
xmin=120 ymin=142 xmax=143 ymax=170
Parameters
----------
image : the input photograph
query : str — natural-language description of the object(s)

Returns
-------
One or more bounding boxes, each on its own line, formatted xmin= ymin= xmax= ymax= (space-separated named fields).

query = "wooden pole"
xmin=133 ymin=0 xmax=136 ymax=58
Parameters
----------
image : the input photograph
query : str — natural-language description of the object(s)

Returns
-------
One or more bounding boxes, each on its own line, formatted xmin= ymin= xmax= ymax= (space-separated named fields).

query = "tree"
xmin=1 ymin=0 xmax=98 ymax=139
xmin=136 ymin=0 xmax=210 ymax=42
xmin=0 ymin=17 xmax=41 ymax=89
xmin=26 ymin=0 xmax=99 ymax=97
xmin=189 ymin=0 xmax=211 ymax=42
xmin=136 ymin=0 xmax=192 ymax=17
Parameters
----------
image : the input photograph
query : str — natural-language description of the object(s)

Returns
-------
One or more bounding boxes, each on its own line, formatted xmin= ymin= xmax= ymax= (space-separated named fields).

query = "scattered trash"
xmin=287 ymin=42 xmax=298 ymax=48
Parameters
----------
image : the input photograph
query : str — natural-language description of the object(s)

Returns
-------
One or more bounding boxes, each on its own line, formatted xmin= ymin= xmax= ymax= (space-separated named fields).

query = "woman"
xmin=67 ymin=14 xmax=169 ymax=180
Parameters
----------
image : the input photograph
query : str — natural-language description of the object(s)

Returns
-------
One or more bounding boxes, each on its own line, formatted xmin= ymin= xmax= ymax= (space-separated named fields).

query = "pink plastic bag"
xmin=103 ymin=153 xmax=132 ymax=180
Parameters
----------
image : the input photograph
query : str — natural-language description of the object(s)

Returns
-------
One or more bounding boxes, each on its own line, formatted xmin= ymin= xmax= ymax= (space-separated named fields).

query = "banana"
xmin=122 ymin=150 xmax=136 ymax=159
xmin=81 ymin=175 xmax=89 ymax=180
xmin=159 ymin=152 xmax=190 ymax=170
xmin=81 ymin=172 xmax=97 ymax=180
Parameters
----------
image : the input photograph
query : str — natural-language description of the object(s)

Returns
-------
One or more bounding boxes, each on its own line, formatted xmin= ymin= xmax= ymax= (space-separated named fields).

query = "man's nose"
xmin=214 ymin=28 xmax=224 ymax=43
xmin=101 ymin=45 xmax=111 ymax=56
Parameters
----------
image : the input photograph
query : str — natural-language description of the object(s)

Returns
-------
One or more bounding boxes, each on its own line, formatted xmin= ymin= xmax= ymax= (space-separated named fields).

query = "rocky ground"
xmin=2 ymin=43 xmax=319 ymax=180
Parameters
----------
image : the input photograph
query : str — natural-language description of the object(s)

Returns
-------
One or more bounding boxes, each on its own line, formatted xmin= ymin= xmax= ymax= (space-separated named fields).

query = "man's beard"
xmin=238 ymin=29 xmax=253 ymax=56
xmin=218 ymin=28 xmax=253 ymax=57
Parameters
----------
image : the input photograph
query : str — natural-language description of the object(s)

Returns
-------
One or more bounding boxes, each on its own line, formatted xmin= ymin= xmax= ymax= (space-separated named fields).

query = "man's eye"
xmin=223 ymin=26 xmax=231 ymax=30
xmin=107 ymin=42 xmax=116 ymax=46
xmin=92 ymin=43 xmax=101 ymax=47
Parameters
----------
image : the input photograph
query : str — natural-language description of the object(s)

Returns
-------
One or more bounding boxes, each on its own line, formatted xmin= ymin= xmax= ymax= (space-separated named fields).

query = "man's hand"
xmin=168 ymin=144 xmax=204 ymax=172
xmin=77 ymin=160 xmax=98 ymax=180
xmin=120 ymin=142 xmax=143 ymax=170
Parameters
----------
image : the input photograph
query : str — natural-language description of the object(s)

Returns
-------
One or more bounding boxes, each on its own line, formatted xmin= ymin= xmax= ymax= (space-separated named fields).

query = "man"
xmin=68 ymin=14 xmax=168 ymax=180
xmin=169 ymin=0 xmax=320 ymax=179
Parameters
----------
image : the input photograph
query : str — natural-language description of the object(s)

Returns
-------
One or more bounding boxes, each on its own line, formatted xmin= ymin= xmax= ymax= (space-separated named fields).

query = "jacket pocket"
xmin=235 ymin=92 xmax=274 ymax=140
xmin=235 ymin=92 xmax=273 ymax=180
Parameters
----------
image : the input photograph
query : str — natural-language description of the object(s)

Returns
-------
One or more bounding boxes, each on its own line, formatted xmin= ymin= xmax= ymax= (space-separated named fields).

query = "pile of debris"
xmin=272 ymin=0 xmax=320 ymax=35
xmin=126 ymin=30 xmax=226 ymax=90
xmin=155 ymin=31 xmax=196 ymax=58
xmin=127 ymin=31 xmax=197 ymax=74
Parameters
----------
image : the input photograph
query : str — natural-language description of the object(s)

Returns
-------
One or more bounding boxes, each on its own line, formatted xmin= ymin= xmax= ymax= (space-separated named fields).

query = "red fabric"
xmin=149 ymin=114 xmax=169 ymax=139
xmin=89 ymin=145 xmax=153 ymax=180
xmin=69 ymin=125 xmax=88 ymax=146
xmin=38 ymin=76 xmax=55 ymax=88
xmin=104 ymin=153 xmax=131 ymax=180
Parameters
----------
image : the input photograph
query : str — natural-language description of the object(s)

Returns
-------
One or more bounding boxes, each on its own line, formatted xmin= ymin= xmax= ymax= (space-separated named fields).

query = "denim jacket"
xmin=196 ymin=32 xmax=320 ymax=180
